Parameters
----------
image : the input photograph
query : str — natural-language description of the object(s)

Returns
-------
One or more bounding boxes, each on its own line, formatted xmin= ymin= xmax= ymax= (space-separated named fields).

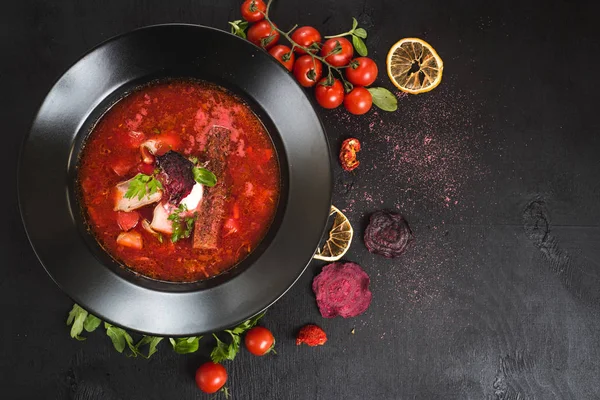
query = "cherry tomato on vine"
xmin=290 ymin=26 xmax=322 ymax=55
xmin=344 ymin=87 xmax=372 ymax=115
xmin=315 ymin=78 xmax=345 ymax=109
xmin=247 ymin=20 xmax=279 ymax=49
xmin=195 ymin=362 xmax=227 ymax=394
xmin=244 ymin=326 xmax=275 ymax=356
xmin=240 ymin=0 xmax=266 ymax=23
xmin=293 ymin=55 xmax=323 ymax=87
xmin=320 ymin=37 xmax=353 ymax=67
xmin=345 ymin=57 xmax=378 ymax=87
xmin=269 ymin=45 xmax=295 ymax=71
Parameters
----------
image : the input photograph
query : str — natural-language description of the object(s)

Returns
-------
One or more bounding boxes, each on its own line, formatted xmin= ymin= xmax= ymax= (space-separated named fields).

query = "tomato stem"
xmin=286 ymin=23 xmax=298 ymax=35
xmin=324 ymin=31 xmax=353 ymax=39
xmin=263 ymin=0 xmax=353 ymax=91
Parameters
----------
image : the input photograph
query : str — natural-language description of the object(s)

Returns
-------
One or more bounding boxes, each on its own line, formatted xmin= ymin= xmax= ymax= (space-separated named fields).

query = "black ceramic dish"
xmin=18 ymin=24 xmax=332 ymax=336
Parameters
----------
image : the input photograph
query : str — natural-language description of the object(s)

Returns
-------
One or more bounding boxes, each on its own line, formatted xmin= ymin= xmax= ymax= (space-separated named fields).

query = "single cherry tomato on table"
xmin=244 ymin=326 xmax=275 ymax=356
xmin=247 ymin=20 xmax=279 ymax=49
xmin=269 ymin=44 xmax=295 ymax=71
xmin=293 ymin=55 xmax=323 ymax=87
xmin=320 ymin=37 xmax=353 ymax=67
xmin=343 ymin=87 xmax=372 ymax=115
xmin=345 ymin=57 xmax=378 ymax=87
xmin=315 ymin=78 xmax=345 ymax=109
xmin=290 ymin=26 xmax=322 ymax=55
xmin=195 ymin=362 xmax=227 ymax=394
xmin=240 ymin=0 xmax=266 ymax=23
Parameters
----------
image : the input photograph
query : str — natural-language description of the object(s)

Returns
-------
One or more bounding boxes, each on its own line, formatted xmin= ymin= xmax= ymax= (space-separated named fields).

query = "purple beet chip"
xmin=364 ymin=210 xmax=413 ymax=258
xmin=156 ymin=151 xmax=195 ymax=204
xmin=312 ymin=262 xmax=372 ymax=319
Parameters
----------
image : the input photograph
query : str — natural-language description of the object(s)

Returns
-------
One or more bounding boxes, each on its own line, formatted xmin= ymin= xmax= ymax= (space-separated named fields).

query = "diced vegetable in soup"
xmin=78 ymin=80 xmax=280 ymax=282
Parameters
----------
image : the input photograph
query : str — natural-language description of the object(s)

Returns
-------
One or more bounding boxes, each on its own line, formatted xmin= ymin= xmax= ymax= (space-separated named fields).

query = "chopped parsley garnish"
xmin=124 ymin=173 xmax=163 ymax=200
xmin=192 ymin=167 xmax=217 ymax=187
xmin=168 ymin=204 xmax=197 ymax=243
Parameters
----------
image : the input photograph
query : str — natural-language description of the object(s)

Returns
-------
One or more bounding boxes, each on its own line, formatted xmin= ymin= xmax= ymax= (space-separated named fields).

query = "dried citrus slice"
xmin=386 ymin=38 xmax=443 ymax=94
xmin=314 ymin=205 xmax=353 ymax=262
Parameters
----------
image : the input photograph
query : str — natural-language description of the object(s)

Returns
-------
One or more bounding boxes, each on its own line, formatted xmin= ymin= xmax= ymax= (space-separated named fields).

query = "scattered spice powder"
xmin=320 ymin=83 xmax=491 ymax=310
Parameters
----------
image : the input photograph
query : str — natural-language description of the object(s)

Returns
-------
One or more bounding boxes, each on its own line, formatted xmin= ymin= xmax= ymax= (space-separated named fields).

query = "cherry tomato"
xmin=343 ymin=87 xmax=372 ymax=115
xmin=290 ymin=26 xmax=322 ymax=55
xmin=240 ymin=0 xmax=266 ymax=23
xmin=345 ymin=57 xmax=378 ymax=87
xmin=245 ymin=326 xmax=275 ymax=356
xmin=293 ymin=55 xmax=323 ymax=87
xmin=315 ymin=78 xmax=344 ymax=109
xmin=247 ymin=20 xmax=279 ymax=49
xmin=320 ymin=37 xmax=353 ymax=67
xmin=195 ymin=362 xmax=227 ymax=394
xmin=269 ymin=44 xmax=295 ymax=71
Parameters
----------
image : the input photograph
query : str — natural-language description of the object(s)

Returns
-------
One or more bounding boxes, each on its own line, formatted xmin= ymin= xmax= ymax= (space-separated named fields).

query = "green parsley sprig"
xmin=167 ymin=204 xmax=197 ymax=243
xmin=210 ymin=312 xmax=266 ymax=363
xmin=124 ymin=173 xmax=163 ymax=200
xmin=66 ymin=304 xmax=267 ymax=361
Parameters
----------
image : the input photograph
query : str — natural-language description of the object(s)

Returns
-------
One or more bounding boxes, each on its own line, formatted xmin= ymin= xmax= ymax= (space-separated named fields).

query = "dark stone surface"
xmin=2 ymin=0 xmax=599 ymax=399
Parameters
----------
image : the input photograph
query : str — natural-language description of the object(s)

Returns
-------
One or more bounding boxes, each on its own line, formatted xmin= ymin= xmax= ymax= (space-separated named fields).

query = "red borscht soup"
xmin=78 ymin=80 xmax=280 ymax=282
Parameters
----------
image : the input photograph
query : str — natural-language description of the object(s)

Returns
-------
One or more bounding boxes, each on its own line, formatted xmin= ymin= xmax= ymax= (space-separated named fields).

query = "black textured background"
xmin=2 ymin=1 xmax=600 ymax=399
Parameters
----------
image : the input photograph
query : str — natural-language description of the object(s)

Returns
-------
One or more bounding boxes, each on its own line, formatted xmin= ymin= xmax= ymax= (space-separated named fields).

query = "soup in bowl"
xmin=79 ymin=79 xmax=280 ymax=282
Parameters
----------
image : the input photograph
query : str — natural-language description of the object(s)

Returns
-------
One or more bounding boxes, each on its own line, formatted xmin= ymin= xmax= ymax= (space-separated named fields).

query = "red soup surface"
xmin=78 ymin=80 xmax=280 ymax=282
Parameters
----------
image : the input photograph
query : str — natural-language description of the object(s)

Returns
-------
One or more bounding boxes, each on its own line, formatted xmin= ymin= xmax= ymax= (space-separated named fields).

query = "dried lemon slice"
xmin=386 ymin=38 xmax=443 ymax=94
xmin=314 ymin=205 xmax=353 ymax=261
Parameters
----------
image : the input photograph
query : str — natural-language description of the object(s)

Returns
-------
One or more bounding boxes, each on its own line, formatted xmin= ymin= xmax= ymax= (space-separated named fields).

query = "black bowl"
xmin=18 ymin=24 xmax=332 ymax=336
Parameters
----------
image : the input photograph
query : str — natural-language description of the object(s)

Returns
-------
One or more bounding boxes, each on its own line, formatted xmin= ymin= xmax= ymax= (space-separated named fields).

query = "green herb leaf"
xmin=352 ymin=35 xmax=368 ymax=56
xmin=124 ymin=174 xmax=163 ymax=200
xmin=152 ymin=127 xmax=161 ymax=135
xmin=189 ymin=155 xmax=199 ymax=164
xmin=352 ymin=17 xmax=358 ymax=30
xmin=104 ymin=323 xmax=138 ymax=356
xmin=367 ymin=87 xmax=398 ymax=112
xmin=145 ymin=336 xmax=163 ymax=358
xmin=210 ymin=334 xmax=238 ymax=363
xmin=83 ymin=313 xmax=102 ymax=333
xmin=104 ymin=323 xmax=133 ymax=353
xmin=169 ymin=337 xmax=201 ymax=354
xmin=230 ymin=312 xmax=266 ymax=335
xmin=133 ymin=336 xmax=163 ymax=359
xmin=229 ymin=20 xmax=249 ymax=39
xmin=354 ymin=28 xmax=367 ymax=39
xmin=67 ymin=304 xmax=88 ymax=341
xmin=209 ymin=313 xmax=265 ymax=362
xmin=168 ymin=204 xmax=196 ymax=243
xmin=192 ymin=167 xmax=217 ymax=187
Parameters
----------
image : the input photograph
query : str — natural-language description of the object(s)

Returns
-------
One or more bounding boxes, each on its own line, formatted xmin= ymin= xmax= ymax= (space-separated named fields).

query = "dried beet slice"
xmin=364 ymin=210 xmax=413 ymax=258
xmin=155 ymin=151 xmax=195 ymax=204
xmin=312 ymin=262 xmax=372 ymax=318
